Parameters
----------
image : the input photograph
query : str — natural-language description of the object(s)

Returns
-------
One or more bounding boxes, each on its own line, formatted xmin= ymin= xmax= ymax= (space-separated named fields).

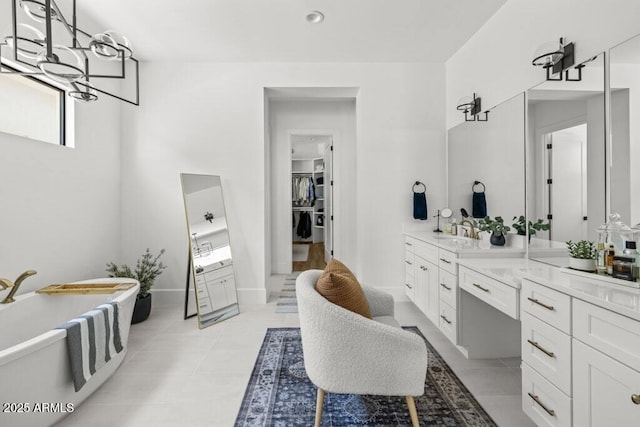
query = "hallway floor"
xmin=292 ymin=242 xmax=327 ymax=271
xmin=56 ymin=295 xmax=534 ymax=427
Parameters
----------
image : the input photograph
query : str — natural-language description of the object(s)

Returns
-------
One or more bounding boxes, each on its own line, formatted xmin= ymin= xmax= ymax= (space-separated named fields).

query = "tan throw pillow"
xmin=315 ymin=258 xmax=372 ymax=319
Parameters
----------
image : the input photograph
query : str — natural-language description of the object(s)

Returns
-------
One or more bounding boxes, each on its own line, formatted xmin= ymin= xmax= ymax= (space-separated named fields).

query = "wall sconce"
xmin=532 ymin=37 xmax=584 ymax=82
xmin=456 ymin=93 xmax=489 ymax=122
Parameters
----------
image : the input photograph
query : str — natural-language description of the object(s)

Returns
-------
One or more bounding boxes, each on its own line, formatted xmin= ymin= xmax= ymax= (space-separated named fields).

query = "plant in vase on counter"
xmin=512 ymin=216 xmax=550 ymax=242
xmin=478 ymin=216 xmax=511 ymax=246
xmin=566 ymin=240 xmax=597 ymax=272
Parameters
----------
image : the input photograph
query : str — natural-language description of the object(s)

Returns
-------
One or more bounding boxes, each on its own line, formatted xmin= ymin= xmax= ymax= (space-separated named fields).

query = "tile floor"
xmin=56 ymin=294 xmax=535 ymax=427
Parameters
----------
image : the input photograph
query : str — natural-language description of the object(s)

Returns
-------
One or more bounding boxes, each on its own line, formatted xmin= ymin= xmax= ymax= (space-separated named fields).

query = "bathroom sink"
xmin=36 ymin=282 xmax=137 ymax=295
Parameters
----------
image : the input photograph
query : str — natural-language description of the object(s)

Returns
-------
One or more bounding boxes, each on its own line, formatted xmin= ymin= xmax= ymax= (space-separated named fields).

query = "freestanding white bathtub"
xmin=0 ymin=278 xmax=139 ymax=427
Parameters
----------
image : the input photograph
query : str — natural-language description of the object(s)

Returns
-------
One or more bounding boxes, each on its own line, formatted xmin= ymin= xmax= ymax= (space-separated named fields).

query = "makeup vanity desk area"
xmin=456 ymin=257 xmax=640 ymax=427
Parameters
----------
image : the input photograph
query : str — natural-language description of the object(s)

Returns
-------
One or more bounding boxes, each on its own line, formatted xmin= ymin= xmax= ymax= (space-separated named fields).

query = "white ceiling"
xmin=77 ymin=0 xmax=507 ymax=62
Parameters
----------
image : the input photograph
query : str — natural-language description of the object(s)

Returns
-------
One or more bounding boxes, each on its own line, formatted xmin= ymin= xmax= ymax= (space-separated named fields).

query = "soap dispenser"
xmin=450 ymin=218 xmax=458 ymax=236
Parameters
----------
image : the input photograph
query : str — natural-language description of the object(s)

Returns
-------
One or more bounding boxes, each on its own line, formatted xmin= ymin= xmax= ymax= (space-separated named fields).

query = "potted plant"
xmin=566 ymin=240 xmax=597 ymax=272
xmin=478 ymin=216 xmax=511 ymax=246
xmin=512 ymin=216 xmax=551 ymax=242
xmin=106 ymin=248 xmax=166 ymax=324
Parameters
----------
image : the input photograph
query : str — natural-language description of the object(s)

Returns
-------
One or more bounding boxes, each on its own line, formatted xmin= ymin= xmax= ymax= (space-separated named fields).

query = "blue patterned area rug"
xmin=234 ymin=327 xmax=497 ymax=427
xmin=275 ymin=273 xmax=300 ymax=313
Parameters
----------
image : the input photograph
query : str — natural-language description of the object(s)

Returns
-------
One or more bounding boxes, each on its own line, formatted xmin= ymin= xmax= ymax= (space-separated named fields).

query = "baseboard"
xmin=236 ymin=288 xmax=268 ymax=304
xmin=151 ymin=287 xmax=268 ymax=307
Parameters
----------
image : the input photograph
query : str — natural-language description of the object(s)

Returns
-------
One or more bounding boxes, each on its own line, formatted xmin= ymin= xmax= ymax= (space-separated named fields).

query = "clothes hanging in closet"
xmin=292 ymin=176 xmax=316 ymax=207
xmin=296 ymin=211 xmax=313 ymax=239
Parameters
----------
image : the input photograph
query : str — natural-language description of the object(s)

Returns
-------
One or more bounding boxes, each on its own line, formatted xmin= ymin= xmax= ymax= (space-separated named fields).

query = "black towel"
xmin=472 ymin=192 xmax=487 ymax=218
xmin=413 ymin=192 xmax=427 ymax=220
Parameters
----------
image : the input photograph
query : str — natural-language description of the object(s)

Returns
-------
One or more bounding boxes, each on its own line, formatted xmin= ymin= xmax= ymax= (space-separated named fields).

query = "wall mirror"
xmin=180 ymin=173 xmax=239 ymax=328
xmin=448 ymin=92 xmax=526 ymax=236
xmin=610 ymin=33 xmax=640 ymax=229
xmin=526 ymin=53 xmax=606 ymax=262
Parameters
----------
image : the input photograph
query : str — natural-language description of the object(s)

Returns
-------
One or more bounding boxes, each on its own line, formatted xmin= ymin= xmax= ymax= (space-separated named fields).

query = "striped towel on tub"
xmin=57 ymin=302 xmax=123 ymax=392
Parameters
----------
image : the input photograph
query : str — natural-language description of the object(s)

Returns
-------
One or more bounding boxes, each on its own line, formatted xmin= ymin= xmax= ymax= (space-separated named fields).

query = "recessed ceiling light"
xmin=306 ymin=11 xmax=324 ymax=24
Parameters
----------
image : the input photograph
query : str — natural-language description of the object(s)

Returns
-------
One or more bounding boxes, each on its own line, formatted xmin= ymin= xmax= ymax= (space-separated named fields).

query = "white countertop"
xmin=404 ymin=230 xmax=527 ymax=255
xmin=456 ymin=256 xmax=640 ymax=322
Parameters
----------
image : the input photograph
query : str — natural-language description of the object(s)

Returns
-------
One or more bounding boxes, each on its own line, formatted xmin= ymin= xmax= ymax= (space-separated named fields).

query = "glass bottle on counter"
xmin=596 ymin=242 xmax=607 ymax=274
xmin=605 ymin=244 xmax=616 ymax=275
xmin=623 ymin=241 xmax=640 ymax=280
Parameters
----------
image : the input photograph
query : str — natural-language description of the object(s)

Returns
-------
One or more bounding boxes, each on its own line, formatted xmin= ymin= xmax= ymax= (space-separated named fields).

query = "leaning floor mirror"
xmin=180 ymin=173 xmax=239 ymax=328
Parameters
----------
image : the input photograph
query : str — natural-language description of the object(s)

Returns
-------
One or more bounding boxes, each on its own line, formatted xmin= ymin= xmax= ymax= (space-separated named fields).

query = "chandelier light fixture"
xmin=0 ymin=0 xmax=139 ymax=105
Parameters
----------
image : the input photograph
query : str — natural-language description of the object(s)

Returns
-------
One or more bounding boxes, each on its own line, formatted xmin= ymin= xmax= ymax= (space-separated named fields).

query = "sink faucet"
xmin=1 ymin=270 xmax=37 ymax=304
xmin=460 ymin=219 xmax=480 ymax=240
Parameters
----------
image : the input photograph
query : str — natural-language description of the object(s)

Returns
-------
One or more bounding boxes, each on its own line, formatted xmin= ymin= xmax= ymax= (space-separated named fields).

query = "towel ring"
xmin=412 ymin=181 xmax=426 ymax=193
xmin=472 ymin=180 xmax=485 ymax=192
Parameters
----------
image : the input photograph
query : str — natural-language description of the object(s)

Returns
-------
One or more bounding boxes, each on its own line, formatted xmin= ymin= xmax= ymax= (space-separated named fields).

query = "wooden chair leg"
xmin=315 ymin=388 xmax=325 ymax=427
xmin=406 ymin=395 xmax=419 ymax=427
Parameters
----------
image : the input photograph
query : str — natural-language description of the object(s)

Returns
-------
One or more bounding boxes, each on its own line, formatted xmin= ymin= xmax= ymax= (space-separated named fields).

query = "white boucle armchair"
xmin=296 ymin=270 xmax=428 ymax=427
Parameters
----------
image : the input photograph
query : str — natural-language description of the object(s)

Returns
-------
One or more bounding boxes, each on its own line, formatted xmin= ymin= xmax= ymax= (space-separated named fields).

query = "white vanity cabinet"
xmin=404 ymin=236 xmax=416 ymax=302
xmin=572 ymin=300 xmax=640 ymax=427
xmin=403 ymin=234 xmax=460 ymax=344
xmin=520 ymin=274 xmax=640 ymax=427
xmin=195 ymin=264 xmax=237 ymax=313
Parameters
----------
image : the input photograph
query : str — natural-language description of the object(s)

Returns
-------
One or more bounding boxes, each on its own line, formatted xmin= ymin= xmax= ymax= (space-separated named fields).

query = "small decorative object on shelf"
xmin=106 ymin=248 xmax=166 ymax=324
xmin=512 ymin=216 xmax=550 ymax=242
xmin=566 ymin=240 xmax=597 ymax=272
xmin=478 ymin=216 xmax=510 ymax=246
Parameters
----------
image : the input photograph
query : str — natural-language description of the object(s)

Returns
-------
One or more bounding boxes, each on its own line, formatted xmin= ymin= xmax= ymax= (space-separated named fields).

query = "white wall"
xmin=446 ymin=0 xmax=640 ymax=129
xmin=120 ymin=62 xmax=446 ymax=303
xmin=0 ymin=91 xmax=121 ymax=297
xmin=268 ymin=100 xmax=356 ymax=277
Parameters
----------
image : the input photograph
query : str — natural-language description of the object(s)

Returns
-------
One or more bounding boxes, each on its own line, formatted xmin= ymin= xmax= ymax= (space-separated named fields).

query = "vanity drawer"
xmin=439 ymin=301 xmax=457 ymax=345
xmin=439 ymin=270 xmax=457 ymax=309
xmin=404 ymin=236 xmax=415 ymax=252
xmin=438 ymin=249 xmax=457 ymax=275
xmin=573 ymin=299 xmax=640 ymax=370
xmin=405 ymin=272 xmax=415 ymax=301
xmin=459 ymin=266 xmax=519 ymax=319
xmin=404 ymin=250 xmax=415 ymax=276
xmin=414 ymin=240 xmax=439 ymax=265
xmin=521 ymin=311 xmax=572 ymax=395
xmin=522 ymin=363 xmax=572 ymax=427
xmin=197 ymin=296 xmax=213 ymax=313
xmin=204 ymin=264 xmax=234 ymax=281
xmin=521 ymin=279 xmax=571 ymax=334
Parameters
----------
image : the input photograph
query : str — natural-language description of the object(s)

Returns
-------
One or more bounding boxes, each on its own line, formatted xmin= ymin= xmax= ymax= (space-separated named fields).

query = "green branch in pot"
xmin=106 ymin=248 xmax=166 ymax=298
xmin=512 ymin=216 xmax=551 ymax=236
xmin=478 ymin=216 xmax=511 ymax=235
xmin=566 ymin=240 xmax=597 ymax=260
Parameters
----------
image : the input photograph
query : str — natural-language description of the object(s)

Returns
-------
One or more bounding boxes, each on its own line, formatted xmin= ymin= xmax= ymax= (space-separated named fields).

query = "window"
xmin=0 ymin=68 xmax=65 ymax=145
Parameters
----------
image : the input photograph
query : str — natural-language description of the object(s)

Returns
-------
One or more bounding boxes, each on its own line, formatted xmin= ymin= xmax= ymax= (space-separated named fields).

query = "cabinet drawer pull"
xmin=405 ymin=242 xmax=413 ymax=246
xmin=440 ymin=315 xmax=452 ymax=324
xmin=440 ymin=258 xmax=452 ymax=264
xmin=528 ymin=393 xmax=555 ymax=416
xmin=473 ymin=283 xmax=490 ymax=292
xmin=405 ymin=284 xmax=413 ymax=289
xmin=527 ymin=297 xmax=555 ymax=311
xmin=420 ymin=265 xmax=428 ymax=271
xmin=440 ymin=283 xmax=451 ymax=291
xmin=632 ymin=394 xmax=640 ymax=405
xmin=527 ymin=339 xmax=555 ymax=358
xmin=405 ymin=261 xmax=412 ymax=265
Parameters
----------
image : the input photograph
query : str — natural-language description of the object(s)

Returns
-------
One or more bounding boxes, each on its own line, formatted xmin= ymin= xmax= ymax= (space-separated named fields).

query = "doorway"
xmin=544 ymin=123 xmax=588 ymax=242
xmin=291 ymin=133 xmax=333 ymax=271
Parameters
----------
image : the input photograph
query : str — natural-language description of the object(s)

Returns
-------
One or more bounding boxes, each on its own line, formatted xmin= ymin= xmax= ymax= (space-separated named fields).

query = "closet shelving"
xmin=292 ymin=157 xmax=325 ymax=244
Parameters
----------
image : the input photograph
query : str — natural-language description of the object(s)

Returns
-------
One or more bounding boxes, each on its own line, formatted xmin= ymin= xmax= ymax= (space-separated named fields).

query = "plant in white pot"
xmin=566 ymin=240 xmax=597 ymax=272
xmin=106 ymin=248 xmax=166 ymax=324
